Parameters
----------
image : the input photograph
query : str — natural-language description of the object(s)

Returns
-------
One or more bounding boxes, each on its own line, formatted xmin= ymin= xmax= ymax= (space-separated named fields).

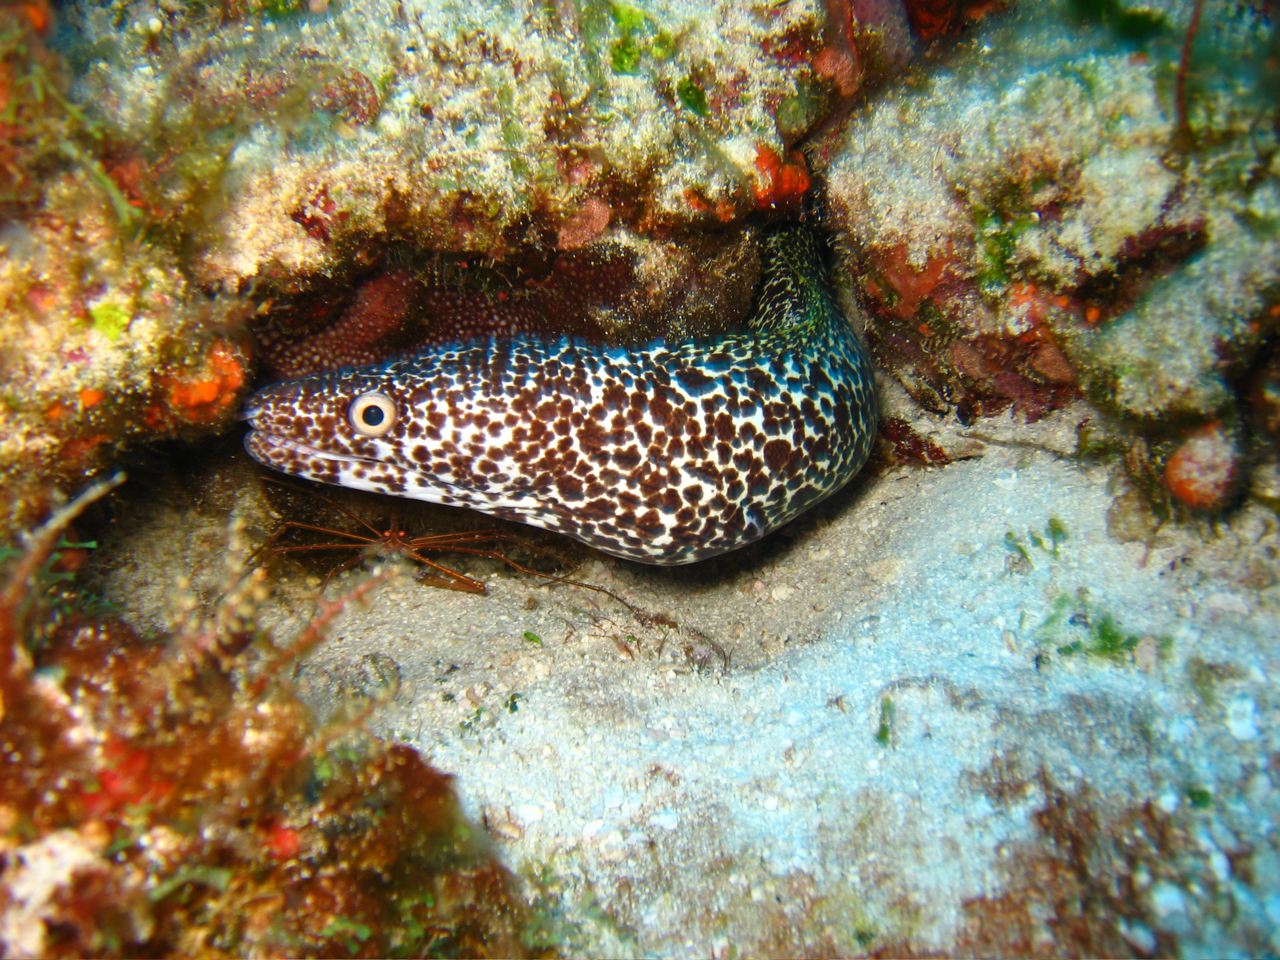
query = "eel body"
xmin=243 ymin=226 xmax=877 ymax=565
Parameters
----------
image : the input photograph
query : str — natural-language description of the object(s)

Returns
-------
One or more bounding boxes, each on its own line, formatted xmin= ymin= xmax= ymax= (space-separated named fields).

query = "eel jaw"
xmin=243 ymin=427 xmax=381 ymax=485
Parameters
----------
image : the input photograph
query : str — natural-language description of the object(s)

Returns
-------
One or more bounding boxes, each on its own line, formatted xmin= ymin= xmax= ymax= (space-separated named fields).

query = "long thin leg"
xmin=261 ymin=476 xmax=386 ymax=540
xmin=403 ymin=540 xmax=643 ymax=617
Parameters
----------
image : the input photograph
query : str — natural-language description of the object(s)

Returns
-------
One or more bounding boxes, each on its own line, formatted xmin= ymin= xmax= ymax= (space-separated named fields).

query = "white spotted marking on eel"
xmin=243 ymin=225 xmax=878 ymax=565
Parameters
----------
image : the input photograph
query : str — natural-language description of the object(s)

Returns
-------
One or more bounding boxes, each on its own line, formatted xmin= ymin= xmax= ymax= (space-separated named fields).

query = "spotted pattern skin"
xmin=244 ymin=226 xmax=877 ymax=565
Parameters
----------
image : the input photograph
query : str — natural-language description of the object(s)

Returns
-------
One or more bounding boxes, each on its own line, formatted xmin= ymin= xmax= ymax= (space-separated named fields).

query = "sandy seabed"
xmin=102 ymin=387 xmax=1280 ymax=956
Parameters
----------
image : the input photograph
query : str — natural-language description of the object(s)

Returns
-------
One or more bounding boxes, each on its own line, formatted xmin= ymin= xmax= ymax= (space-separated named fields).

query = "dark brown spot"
xmin=614 ymin=446 xmax=642 ymax=470
xmin=650 ymin=394 xmax=672 ymax=425
xmin=676 ymin=366 xmax=715 ymax=393
xmin=581 ymin=419 xmax=606 ymax=453
xmin=581 ymin=497 xmax=613 ymax=521
xmin=556 ymin=474 xmax=584 ymax=500
xmin=635 ymin=509 xmax=663 ymax=533
xmin=603 ymin=382 xmax=627 ymax=410
xmin=745 ymin=369 xmax=773 ymax=395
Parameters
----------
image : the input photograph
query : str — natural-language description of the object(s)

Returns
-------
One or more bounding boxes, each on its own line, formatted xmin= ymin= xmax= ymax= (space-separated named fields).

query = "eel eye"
xmin=349 ymin=392 xmax=397 ymax=437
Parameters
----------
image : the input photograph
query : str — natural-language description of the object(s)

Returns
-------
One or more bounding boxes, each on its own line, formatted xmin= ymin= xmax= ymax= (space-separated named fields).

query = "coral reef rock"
xmin=1 ymin=18 xmax=247 ymax=539
xmin=58 ymin=0 xmax=885 ymax=289
xmin=824 ymin=0 xmax=1279 ymax=442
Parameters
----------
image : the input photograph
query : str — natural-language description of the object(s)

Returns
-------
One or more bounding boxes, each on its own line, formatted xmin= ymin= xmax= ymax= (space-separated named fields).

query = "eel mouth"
xmin=243 ymin=427 xmax=381 ymax=471
xmin=243 ymin=424 xmax=484 ymax=508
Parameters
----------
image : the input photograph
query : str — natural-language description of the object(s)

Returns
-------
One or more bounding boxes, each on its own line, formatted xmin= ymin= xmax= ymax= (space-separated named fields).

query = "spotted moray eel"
xmin=243 ymin=225 xmax=877 ymax=565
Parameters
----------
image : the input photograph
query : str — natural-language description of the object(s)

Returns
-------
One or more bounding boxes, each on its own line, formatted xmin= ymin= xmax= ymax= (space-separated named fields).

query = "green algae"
xmin=1185 ymin=656 xmax=1246 ymax=708
xmin=1003 ymin=516 xmax=1170 ymax=665
xmin=676 ymin=76 xmax=709 ymax=116
xmin=520 ymin=862 xmax=635 ymax=954
xmin=650 ymin=30 xmax=677 ymax=61
xmin=89 ymin=301 xmax=131 ymax=341
xmin=610 ymin=34 xmax=642 ymax=74
xmin=147 ymin=864 xmax=234 ymax=903
xmin=497 ymin=83 xmax=530 ymax=177
xmin=972 ymin=206 xmax=1036 ymax=296
xmin=1004 ymin=517 xmax=1070 ymax=570
xmin=1185 ymin=785 xmax=1213 ymax=809
xmin=1067 ymin=0 xmax=1168 ymax=45
xmin=460 ymin=705 xmax=488 ymax=735
xmin=319 ymin=917 xmax=373 ymax=952
xmin=776 ymin=77 xmax=827 ymax=143
xmin=1058 ymin=611 xmax=1138 ymax=661
xmin=0 ymin=534 xmax=115 ymax=654
xmin=608 ymin=1 xmax=648 ymax=34
xmin=874 ymin=696 xmax=895 ymax=747
xmin=1035 ymin=589 xmax=1171 ymax=665
xmin=606 ymin=1 xmax=672 ymax=76
xmin=259 ymin=0 xmax=309 ymax=19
